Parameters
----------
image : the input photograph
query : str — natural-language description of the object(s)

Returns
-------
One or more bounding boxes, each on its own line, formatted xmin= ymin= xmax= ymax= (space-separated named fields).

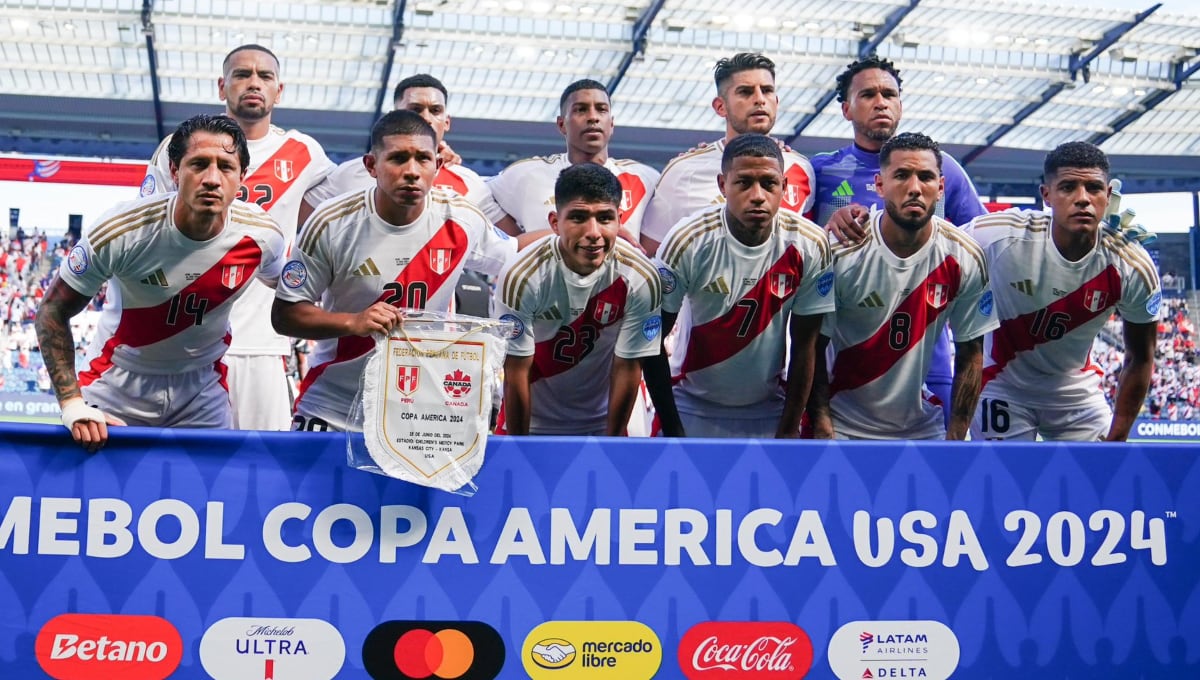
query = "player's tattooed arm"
xmin=947 ymin=337 xmax=985 ymax=440
xmin=34 ymin=275 xmax=93 ymax=404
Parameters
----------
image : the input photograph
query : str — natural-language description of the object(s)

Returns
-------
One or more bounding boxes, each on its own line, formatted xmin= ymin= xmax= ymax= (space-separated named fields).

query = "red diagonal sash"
xmin=241 ymin=138 xmax=312 ymax=212
xmin=530 ymin=278 xmax=628 ymax=382
xmin=617 ymin=172 xmax=647 ymax=226
xmin=830 ymin=256 xmax=961 ymax=395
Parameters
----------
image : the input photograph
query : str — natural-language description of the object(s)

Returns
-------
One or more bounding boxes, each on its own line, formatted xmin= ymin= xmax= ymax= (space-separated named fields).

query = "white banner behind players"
xmin=351 ymin=312 xmax=512 ymax=494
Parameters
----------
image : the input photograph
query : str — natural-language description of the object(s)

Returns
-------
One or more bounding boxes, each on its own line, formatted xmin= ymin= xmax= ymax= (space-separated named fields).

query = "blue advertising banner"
xmin=1131 ymin=419 xmax=1200 ymax=442
xmin=0 ymin=423 xmax=1197 ymax=679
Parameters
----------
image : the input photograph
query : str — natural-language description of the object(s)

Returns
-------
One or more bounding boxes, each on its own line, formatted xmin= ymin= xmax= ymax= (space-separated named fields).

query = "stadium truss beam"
xmin=607 ymin=0 xmax=668 ymax=95
xmin=785 ymin=0 xmax=922 ymax=146
xmin=142 ymin=0 xmax=165 ymax=141
xmin=962 ymin=3 xmax=1162 ymax=166
xmin=1089 ymin=58 xmax=1200 ymax=147
xmin=373 ymin=0 xmax=410 ymax=128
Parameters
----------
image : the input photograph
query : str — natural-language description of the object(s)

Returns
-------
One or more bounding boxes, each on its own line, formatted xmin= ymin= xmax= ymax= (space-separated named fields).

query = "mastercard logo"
xmin=363 ymin=621 xmax=505 ymax=680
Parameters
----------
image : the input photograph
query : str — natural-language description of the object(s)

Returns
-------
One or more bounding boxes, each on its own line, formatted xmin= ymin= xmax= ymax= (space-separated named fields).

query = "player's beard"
xmin=230 ymin=99 xmax=271 ymax=122
xmin=856 ymin=121 xmax=897 ymax=146
xmin=885 ymin=200 xmax=934 ymax=232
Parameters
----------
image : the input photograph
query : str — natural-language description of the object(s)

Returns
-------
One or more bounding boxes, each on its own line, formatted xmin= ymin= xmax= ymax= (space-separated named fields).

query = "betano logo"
xmin=522 ymin=621 xmax=660 ymax=679
xmin=199 ymin=617 xmax=345 ymax=680
xmin=35 ymin=613 xmax=182 ymax=680
xmin=362 ymin=620 xmax=505 ymax=680
xmin=678 ymin=621 xmax=814 ymax=679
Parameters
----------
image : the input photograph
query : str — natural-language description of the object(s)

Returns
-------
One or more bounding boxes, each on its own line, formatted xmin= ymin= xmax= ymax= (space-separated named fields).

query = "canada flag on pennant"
xmin=274 ymin=159 xmax=294 ymax=183
xmin=769 ymin=273 xmax=794 ymax=298
xmin=396 ymin=365 xmax=419 ymax=395
xmin=1084 ymin=289 xmax=1108 ymax=313
xmin=926 ymin=282 xmax=949 ymax=308
xmin=221 ymin=264 xmax=245 ymax=289
xmin=429 ymin=249 xmax=453 ymax=275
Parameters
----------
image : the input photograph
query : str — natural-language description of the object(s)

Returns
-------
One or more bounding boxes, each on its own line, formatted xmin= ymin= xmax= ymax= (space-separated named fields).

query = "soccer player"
xmin=645 ymin=134 xmax=834 ymax=438
xmin=640 ymin=53 xmax=818 ymax=256
xmin=968 ymin=141 xmax=1159 ymax=441
xmin=494 ymin=163 xmax=662 ymax=436
xmin=807 ymin=133 xmax=997 ymax=440
xmin=479 ymin=79 xmax=660 ymax=241
xmin=811 ymin=55 xmax=988 ymax=424
xmin=302 ymin=74 xmax=491 ymax=211
xmin=35 ymin=114 xmax=286 ymax=451
xmin=272 ymin=110 xmax=516 ymax=432
xmin=142 ymin=44 xmax=334 ymax=431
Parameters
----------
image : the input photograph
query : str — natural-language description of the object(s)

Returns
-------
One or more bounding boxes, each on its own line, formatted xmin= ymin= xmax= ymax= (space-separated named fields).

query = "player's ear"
xmin=841 ymin=100 xmax=851 ymax=121
xmin=217 ymin=77 xmax=227 ymax=102
xmin=874 ymin=172 xmax=883 ymax=197
xmin=717 ymin=172 xmax=727 ymax=198
xmin=712 ymin=96 xmax=727 ymax=119
xmin=556 ymin=115 xmax=567 ymax=137
xmin=443 ymin=113 xmax=451 ymax=136
xmin=548 ymin=211 xmax=560 ymax=235
xmin=363 ymin=153 xmax=377 ymax=179
xmin=937 ymin=175 xmax=945 ymax=201
xmin=170 ymin=162 xmax=180 ymax=185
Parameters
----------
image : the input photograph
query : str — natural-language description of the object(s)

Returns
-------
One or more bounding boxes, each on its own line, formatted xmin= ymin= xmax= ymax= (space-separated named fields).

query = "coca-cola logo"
xmin=678 ymin=622 xmax=813 ymax=679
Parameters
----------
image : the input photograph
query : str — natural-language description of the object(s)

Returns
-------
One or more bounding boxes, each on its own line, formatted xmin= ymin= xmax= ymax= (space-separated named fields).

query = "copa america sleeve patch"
xmin=657 ymin=266 xmax=676 ymax=294
xmin=817 ymin=271 xmax=834 ymax=297
xmin=67 ymin=245 xmax=89 ymax=275
xmin=493 ymin=226 xmax=511 ymax=240
xmin=1146 ymin=291 xmax=1161 ymax=316
xmin=281 ymin=260 xmax=307 ymax=289
xmin=139 ymin=174 xmax=156 ymax=197
xmin=499 ymin=313 xmax=524 ymax=339
xmin=979 ymin=290 xmax=994 ymax=316
xmin=642 ymin=315 xmax=662 ymax=341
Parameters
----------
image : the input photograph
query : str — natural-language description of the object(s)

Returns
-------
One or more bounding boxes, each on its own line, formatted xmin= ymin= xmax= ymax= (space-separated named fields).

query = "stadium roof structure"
xmin=1 ymin=0 xmax=1197 ymax=198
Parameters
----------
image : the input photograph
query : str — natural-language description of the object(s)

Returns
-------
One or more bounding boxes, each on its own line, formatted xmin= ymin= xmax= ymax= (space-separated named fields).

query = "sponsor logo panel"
xmin=678 ymin=621 xmax=814 ymax=679
xmin=36 ymin=613 xmax=183 ymax=680
xmin=199 ymin=617 xmax=345 ymax=680
xmin=827 ymin=620 xmax=959 ymax=680
xmin=522 ymin=620 xmax=661 ymax=679
xmin=363 ymin=620 xmax=505 ymax=680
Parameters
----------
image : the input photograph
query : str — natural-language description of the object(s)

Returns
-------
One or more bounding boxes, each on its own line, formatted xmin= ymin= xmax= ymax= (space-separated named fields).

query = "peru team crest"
xmin=785 ymin=183 xmax=801 ymax=208
xmin=621 ymin=189 xmax=633 ymax=212
xmin=396 ymin=365 xmax=420 ymax=395
xmin=1084 ymin=289 xmax=1109 ymax=313
xmin=593 ymin=301 xmax=621 ymax=325
xmin=769 ymin=273 xmax=795 ymax=298
xmin=273 ymin=159 xmax=294 ymax=183
xmin=429 ymin=249 xmax=453 ymax=275
xmin=221 ymin=264 xmax=245 ymax=289
xmin=926 ymin=282 xmax=949 ymax=308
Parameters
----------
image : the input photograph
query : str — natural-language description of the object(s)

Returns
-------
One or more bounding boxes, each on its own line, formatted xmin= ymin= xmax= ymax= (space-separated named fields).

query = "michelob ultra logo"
xmin=522 ymin=621 xmax=661 ymax=679
xmin=35 ymin=613 xmax=182 ymax=680
xmin=199 ymin=617 xmax=345 ymax=680
xmin=827 ymin=620 xmax=959 ymax=680
xmin=362 ymin=620 xmax=505 ymax=680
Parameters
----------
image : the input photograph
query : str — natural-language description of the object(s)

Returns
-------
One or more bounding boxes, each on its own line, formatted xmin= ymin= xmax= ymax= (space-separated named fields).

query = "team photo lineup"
xmin=31 ymin=42 xmax=1176 ymax=451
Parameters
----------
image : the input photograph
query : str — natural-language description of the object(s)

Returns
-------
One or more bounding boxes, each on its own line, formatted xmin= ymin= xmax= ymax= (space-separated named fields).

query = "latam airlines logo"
xmin=827 ymin=621 xmax=959 ymax=680
xmin=363 ymin=620 xmax=505 ymax=680
xmin=678 ymin=621 xmax=814 ymax=679
xmin=36 ymin=613 xmax=183 ymax=680
xmin=199 ymin=617 xmax=345 ymax=680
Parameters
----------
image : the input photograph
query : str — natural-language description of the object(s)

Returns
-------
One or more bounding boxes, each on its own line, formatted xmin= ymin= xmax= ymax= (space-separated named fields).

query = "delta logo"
xmin=199 ymin=617 xmax=345 ymax=680
xmin=362 ymin=620 xmax=505 ymax=680
xmin=35 ymin=613 xmax=183 ymax=680
xmin=678 ymin=621 xmax=814 ymax=679
xmin=522 ymin=620 xmax=661 ymax=679
xmin=827 ymin=620 xmax=959 ymax=680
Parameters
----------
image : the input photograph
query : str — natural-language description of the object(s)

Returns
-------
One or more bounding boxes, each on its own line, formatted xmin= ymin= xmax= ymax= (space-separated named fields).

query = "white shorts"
xmin=225 ymin=354 xmax=292 ymax=431
xmin=293 ymin=406 xmax=352 ymax=433
xmin=678 ymin=411 xmax=779 ymax=439
xmin=970 ymin=394 xmax=1110 ymax=441
xmin=82 ymin=363 xmax=231 ymax=428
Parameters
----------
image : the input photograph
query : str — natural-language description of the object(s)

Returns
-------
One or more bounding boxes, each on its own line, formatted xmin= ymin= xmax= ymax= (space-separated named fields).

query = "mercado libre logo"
xmin=827 ymin=620 xmax=960 ymax=680
xmin=678 ymin=621 xmax=814 ymax=679
xmin=362 ymin=621 xmax=505 ymax=680
xmin=199 ymin=617 xmax=345 ymax=680
xmin=35 ymin=613 xmax=183 ymax=680
xmin=522 ymin=621 xmax=661 ymax=679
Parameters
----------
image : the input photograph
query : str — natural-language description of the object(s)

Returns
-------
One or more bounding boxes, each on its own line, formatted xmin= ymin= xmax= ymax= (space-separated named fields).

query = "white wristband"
xmin=60 ymin=398 xmax=106 ymax=431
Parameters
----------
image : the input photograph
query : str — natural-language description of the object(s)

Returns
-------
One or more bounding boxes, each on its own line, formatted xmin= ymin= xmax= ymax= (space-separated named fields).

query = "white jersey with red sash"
xmin=641 ymin=139 xmax=817 ymax=245
xmin=968 ymin=208 xmax=1160 ymax=407
xmin=276 ymin=187 xmax=516 ymax=426
xmin=144 ymin=125 xmax=334 ymax=355
xmin=60 ymin=194 xmax=285 ymax=379
xmin=479 ymin=154 xmax=660 ymax=239
xmin=304 ymin=157 xmax=491 ymax=210
xmin=655 ymin=206 xmax=834 ymax=417
xmin=823 ymin=211 xmax=997 ymax=439
xmin=494 ymin=236 xmax=662 ymax=434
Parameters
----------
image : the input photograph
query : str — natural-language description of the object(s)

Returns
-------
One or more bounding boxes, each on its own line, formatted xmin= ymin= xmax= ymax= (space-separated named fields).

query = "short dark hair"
xmin=559 ymin=79 xmax=609 ymax=114
xmin=714 ymin=53 xmax=776 ymax=95
xmin=167 ymin=114 xmax=250 ymax=172
xmin=393 ymin=74 xmax=449 ymax=105
xmin=880 ymin=132 xmax=941 ymax=172
xmin=1043 ymin=141 xmax=1110 ymax=179
xmin=835 ymin=53 xmax=902 ymax=103
xmin=554 ymin=163 xmax=622 ymax=211
xmin=222 ymin=44 xmax=279 ymax=73
xmin=721 ymin=133 xmax=784 ymax=173
xmin=370 ymin=110 xmax=437 ymax=151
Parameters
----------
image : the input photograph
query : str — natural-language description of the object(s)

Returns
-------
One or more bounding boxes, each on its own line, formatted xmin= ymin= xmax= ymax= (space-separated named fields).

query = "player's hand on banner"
xmin=438 ymin=140 xmax=463 ymax=167
xmin=60 ymin=397 xmax=126 ymax=453
xmin=350 ymin=302 xmax=405 ymax=336
xmin=826 ymin=204 xmax=870 ymax=244
xmin=1103 ymin=178 xmax=1157 ymax=245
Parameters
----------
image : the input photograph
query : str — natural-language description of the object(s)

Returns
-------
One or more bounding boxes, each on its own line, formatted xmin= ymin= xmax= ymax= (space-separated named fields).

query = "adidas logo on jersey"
xmin=702 ymin=276 xmax=731 ymax=294
xmin=351 ymin=258 xmax=381 ymax=276
xmin=833 ymin=180 xmax=854 ymax=198
xmin=139 ymin=269 xmax=168 ymax=287
xmin=536 ymin=307 xmax=563 ymax=321
xmin=1010 ymin=278 xmax=1034 ymax=295
xmin=858 ymin=291 xmax=884 ymax=308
